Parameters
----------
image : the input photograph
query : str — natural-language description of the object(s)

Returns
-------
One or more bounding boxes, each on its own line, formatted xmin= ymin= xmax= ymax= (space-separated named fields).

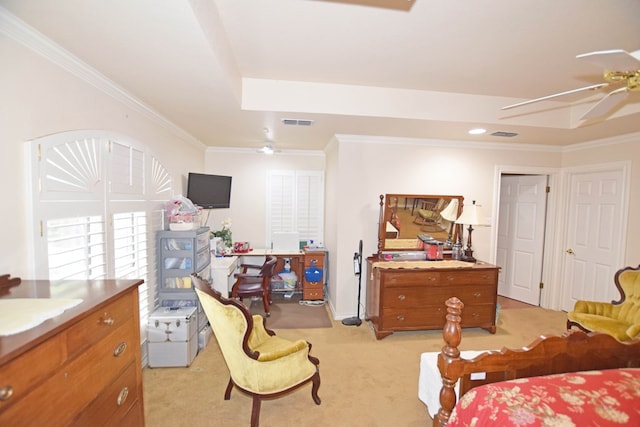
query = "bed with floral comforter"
xmin=433 ymin=297 xmax=640 ymax=427
xmin=447 ymin=368 xmax=640 ymax=426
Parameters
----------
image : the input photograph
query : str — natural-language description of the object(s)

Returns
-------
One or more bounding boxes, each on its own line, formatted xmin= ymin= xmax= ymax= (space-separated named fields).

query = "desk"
xmin=210 ymin=255 xmax=240 ymax=297
xmin=212 ymin=249 xmax=327 ymax=300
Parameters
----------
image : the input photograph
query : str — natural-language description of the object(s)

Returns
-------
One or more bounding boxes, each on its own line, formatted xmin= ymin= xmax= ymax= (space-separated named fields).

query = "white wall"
xmin=203 ymin=148 xmax=326 ymax=248
xmin=0 ymin=33 xmax=205 ymax=277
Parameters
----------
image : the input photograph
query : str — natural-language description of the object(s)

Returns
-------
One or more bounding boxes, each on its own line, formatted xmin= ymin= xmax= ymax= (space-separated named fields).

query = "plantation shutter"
xmin=29 ymin=130 xmax=172 ymax=342
xmin=266 ymin=170 xmax=324 ymax=246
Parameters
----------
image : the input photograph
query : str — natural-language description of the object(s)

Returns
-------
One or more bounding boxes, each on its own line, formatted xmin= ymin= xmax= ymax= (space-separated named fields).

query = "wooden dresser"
xmin=365 ymin=258 xmax=499 ymax=339
xmin=0 ymin=279 xmax=145 ymax=425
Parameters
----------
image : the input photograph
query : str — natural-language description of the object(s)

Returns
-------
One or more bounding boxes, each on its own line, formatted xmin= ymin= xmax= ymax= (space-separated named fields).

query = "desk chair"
xmin=231 ymin=256 xmax=277 ymax=317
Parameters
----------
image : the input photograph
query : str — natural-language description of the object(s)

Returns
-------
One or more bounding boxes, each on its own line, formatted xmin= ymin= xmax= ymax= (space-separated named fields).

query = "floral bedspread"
xmin=447 ymin=368 xmax=640 ymax=426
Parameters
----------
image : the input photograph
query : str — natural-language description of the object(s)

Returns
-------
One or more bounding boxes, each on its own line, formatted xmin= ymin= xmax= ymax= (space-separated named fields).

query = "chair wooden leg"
xmin=251 ymin=396 xmax=262 ymax=427
xmin=224 ymin=377 xmax=234 ymax=400
xmin=262 ymin=294 xmax=270 ymax=317
xmin=311 ymin=371 xmax=321 ymax=405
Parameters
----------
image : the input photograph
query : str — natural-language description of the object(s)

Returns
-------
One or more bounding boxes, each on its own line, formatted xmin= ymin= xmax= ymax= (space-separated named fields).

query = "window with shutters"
xmin=29 ymin=131 xmax=172 ymax=339
xmin=266 ymin=170 xmax=324 ymax=245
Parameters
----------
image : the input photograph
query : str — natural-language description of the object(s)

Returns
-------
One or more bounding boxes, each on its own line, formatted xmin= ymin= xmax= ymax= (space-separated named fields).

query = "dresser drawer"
xmin=72 ymin=361 xmax=140 ymax=426
xmin=458 ymin=304 xmax=495 ymax=327
xmin=118 ymin=400 xmax=145 ymax=427
xmin=382 ymin=284 xmax=495 ymax=308
xmin=304 ymin=253 xmax=324 ymax=268
xmin=382 ymin=307 xmax=445 ymax=329
xmin=65 ymin=291 xmax=135 ymax=360
xmin=455 ymin=285 xmax=497 ymax=305
xmin=303 ymin=281 xmax=323 ymax=300
xmin=383 ymin=303 xmax=494 ymax=329
xmin=0 ymin=320 xmax=137 ymax=426
xmin=440 ymin=270 xmax=497 ymax=285
xmin=0 ymin=335 xmax=66 ymax=412
xmin=381 ymin=270 xmax=440 ymax=287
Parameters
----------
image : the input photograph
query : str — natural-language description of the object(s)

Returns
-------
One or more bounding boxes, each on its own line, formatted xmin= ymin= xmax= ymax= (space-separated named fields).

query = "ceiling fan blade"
xmin=576 ymin=49 xmax=640 ymax=71
xmin=580 ymin=87 xmax=629 ymax=121
xmin=502 ymin=83 xmax=608 ymax=110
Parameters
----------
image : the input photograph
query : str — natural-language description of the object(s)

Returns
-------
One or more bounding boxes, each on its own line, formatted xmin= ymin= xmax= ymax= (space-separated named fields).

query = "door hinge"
xmin=546 ymin=186 xmax=550 ymax=193
xmin=539 ymin=282 xmax=544 ymax=289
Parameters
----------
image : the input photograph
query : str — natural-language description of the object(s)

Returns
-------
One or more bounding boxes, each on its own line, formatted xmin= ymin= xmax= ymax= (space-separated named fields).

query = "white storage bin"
xmin=148 ymin=306 xmax=198 ymax=367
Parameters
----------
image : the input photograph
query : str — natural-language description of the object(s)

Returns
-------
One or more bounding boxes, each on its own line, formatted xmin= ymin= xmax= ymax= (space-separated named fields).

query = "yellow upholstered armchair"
xmin=567 ymin=265 xmax=640 ymax=341
xmin=191 ymin=273 xmax=321 ymax=427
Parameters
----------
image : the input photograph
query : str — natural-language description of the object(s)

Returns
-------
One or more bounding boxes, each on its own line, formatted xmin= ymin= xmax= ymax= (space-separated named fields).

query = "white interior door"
xmin=561 ymin=169 xmax=626 ymax=312
xmin=496 ymin=175 xmax=547 ymax=305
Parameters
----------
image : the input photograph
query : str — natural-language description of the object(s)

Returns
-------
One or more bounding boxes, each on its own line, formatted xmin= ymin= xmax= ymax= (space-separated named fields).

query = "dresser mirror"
xmin=377 ymin=193 xmax=464 ymax=252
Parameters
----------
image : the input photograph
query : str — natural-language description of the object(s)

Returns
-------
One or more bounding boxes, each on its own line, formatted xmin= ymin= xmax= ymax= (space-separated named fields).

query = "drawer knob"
xmin=114 ymin=342 xmax=128 ymax=357
xmin=102 ymin=315 xmax=115 ymax=326
xmin=117 ymin=386 xmax=129 ymax=406
xmin=397 ymin=294 xmax=406 ymax=301
xmin=396 ymin=315 xmax=405 ymax=321
xmin=471 ymin=312 xmax=480 ymax=318
xmin=473 ymin=292 xmax=481 ymax=298
xmin=0 ymin=385 xmax=14 ymax=401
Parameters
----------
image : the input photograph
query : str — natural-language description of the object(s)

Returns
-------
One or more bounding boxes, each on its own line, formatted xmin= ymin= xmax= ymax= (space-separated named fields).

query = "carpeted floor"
xmin=247 ymin=293 xmax=332 ymax=329
xmin=143 ymin=299 xmax=569 ymax=427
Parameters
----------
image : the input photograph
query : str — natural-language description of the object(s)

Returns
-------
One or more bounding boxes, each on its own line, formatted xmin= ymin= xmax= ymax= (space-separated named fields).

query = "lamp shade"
xmin=440 ymin=199 xmax=459 ymax=222
xmin=455 ymin=200 xmax=488 ymax=226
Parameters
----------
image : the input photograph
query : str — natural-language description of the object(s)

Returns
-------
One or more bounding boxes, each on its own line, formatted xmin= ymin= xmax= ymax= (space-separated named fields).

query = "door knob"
xmin=566 ymin=248 xmax=575 ymax=255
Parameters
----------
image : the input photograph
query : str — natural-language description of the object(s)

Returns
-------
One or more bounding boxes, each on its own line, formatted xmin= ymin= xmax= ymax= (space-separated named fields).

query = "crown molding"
xmin=0 ymin=6 xmax=204 ymax=150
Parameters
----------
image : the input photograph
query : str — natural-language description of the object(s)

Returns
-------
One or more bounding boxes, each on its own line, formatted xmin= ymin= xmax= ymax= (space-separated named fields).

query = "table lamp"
xmin=439 ymin=199 xmax=459 ymax=248
xmin=455 ymin=200 xmax=488 ymax=263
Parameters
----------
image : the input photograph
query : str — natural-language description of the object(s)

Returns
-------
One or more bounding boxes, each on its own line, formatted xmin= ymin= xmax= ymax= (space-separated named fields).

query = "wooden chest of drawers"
xmin=365 ymin=259 xmax=499 ymax=339
xmin=0 ymin=279 xmax=145 ymax=425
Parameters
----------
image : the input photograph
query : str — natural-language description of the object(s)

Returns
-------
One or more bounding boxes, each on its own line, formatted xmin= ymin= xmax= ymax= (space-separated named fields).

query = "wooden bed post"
xmin=434 ymin=297 xmax=464 ymax=427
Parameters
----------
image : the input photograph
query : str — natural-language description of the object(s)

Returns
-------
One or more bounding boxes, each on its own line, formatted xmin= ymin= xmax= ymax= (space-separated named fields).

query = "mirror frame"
xmin=377 ymin=193 xmax=464 ymax=253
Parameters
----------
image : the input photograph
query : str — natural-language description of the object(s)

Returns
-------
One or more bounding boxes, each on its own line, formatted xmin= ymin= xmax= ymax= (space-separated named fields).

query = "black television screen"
xmin=187 ymin=173 xmax=232 ymax=209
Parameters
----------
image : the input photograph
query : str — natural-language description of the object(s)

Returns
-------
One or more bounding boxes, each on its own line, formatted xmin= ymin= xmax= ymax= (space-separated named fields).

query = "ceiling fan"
xmin=502 ymin=49 xmax=640 ymax=121
xmin=256 ymin=142 xmax=281 ymax=155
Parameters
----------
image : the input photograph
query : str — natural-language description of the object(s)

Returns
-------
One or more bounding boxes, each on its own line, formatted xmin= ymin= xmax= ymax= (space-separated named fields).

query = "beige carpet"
xmin=143 ymin=303 xmax=569 ymax=427
xmin=248 ymin=293 xmax=332 ymax=329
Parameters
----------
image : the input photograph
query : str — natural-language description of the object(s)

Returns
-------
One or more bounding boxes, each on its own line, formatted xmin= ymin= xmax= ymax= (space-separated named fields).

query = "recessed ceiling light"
xmin=468 ymin=128 xmax=487 ymax=135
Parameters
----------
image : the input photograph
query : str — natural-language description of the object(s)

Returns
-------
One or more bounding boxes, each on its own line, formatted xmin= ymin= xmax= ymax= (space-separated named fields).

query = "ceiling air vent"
xmin=282 ymin=118 xmax=314 ymax=126
xmin=490 ymin=131 xmax=518 ymax=138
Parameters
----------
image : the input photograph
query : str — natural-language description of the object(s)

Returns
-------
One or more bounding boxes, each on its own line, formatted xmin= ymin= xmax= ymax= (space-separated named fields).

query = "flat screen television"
xmin=187 ymin=173 xmax=232 ymax=209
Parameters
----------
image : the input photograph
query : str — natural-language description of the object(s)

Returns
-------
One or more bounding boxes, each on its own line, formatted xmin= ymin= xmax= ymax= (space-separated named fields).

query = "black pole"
xmin=342 ymin=240 xmax=363 ymax=326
